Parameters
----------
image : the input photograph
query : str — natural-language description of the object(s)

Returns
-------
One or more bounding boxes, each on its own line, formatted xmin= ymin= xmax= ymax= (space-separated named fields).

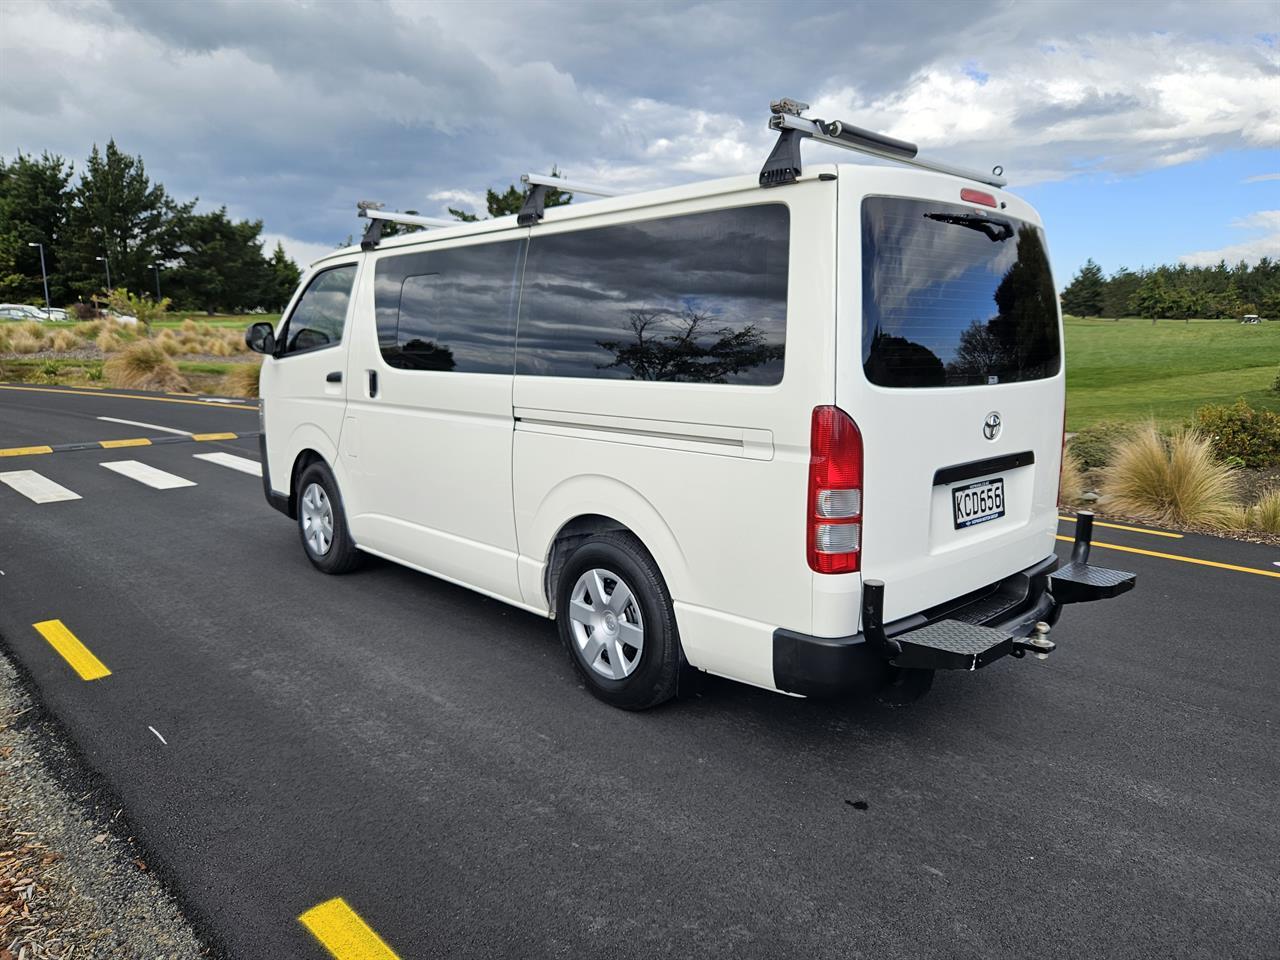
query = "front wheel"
xmin=296 ymin=461 xmax=361 ymax=574
xmin=556 ymin=533 xmax=681 ymax=710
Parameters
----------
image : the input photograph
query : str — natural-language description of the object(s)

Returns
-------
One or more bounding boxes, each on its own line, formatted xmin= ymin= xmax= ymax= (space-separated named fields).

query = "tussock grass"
xmin=1058 ymin=447 xmax=1086 ymax=506
xmin=222 ymin=361 xmax=262 ymax=398
xmin=1099 ymin=423 xmax=1240 ymax=528
xmin=9 ymin=331 xmax=43 ymax=354
xmin=1251 ymin=489 xmax=1280 ymax=534
xmin=73 ymin=320 xmax=103 ymax=339
xmin=96 ymin=329 xmax=123 ymax=353
xmin=48 ymin=330 xmax=82 ymax=352
xmin=103 ymin=340 xmax=190 ymax=392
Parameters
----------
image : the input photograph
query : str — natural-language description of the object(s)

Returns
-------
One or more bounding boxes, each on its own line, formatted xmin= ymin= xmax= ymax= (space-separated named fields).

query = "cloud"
xmin=260 ymin=233 xmax=345 ymax=270
xmin=1 ymin=0 xmax=1277 ymax=253
xmin=1179 ymin=209 xmax=1280 ymax=266
xmin=1242 ymin=172 xmax=1280 ymax=183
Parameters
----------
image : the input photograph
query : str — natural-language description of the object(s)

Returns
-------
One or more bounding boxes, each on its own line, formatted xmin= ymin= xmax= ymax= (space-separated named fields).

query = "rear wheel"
xmin=296 ymin=461 xmax=361 ymax=574
xmin=556 ymin=533 xmax=680 ymax=710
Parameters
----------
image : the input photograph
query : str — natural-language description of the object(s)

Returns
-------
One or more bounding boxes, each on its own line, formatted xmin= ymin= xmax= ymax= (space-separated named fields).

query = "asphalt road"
xmin=1 ymin=383 xmax=1277 ymax=960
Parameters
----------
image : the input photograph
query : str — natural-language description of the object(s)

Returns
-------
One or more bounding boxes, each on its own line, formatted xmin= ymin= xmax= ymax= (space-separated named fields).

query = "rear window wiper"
xmin=924 ymin=212 xmax=1014 ymax=242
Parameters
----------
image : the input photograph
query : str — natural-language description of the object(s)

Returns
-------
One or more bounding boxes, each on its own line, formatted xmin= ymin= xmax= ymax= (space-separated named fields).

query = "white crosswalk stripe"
xmin=193 ymin=452 xmax=263 ymax=477
xmin=100 ymin=460 xmax=197 ymax=490
xmin=0 ymin=470 xmax=81 ymax=503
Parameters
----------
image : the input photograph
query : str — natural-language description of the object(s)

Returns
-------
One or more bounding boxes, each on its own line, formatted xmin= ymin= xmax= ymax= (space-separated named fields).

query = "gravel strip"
xmin=0 ymin=654 xmax=210 ymax=959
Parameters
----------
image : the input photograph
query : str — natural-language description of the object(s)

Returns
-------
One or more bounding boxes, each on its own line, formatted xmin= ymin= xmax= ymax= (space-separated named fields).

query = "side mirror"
xmin=245 ymin=322 xmax=276 ymax=355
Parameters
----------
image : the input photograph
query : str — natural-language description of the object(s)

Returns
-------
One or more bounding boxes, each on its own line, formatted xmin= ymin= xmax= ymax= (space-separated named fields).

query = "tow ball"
xmin=1011 ymin=622 xmax=1055 ymax=660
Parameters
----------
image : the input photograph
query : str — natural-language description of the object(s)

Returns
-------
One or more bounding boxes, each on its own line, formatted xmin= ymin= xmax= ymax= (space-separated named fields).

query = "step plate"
xmin=892 ymin=619 xmax=1012 ymax=671
xmin=1050 ymin=562 xmax=1136 ymax=604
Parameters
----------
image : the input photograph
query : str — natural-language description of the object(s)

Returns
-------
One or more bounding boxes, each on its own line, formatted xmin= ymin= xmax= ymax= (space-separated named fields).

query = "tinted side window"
xmin=374 ymin=239 xmax=526 ymax=373
xmin=283 ymin=264 xmax=357 ymax=355
xmin=517 ymin=205 xmax=789 ymax=384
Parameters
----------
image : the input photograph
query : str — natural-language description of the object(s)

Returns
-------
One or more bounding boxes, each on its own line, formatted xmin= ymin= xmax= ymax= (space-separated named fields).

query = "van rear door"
xmin=836 ymin=173 xmax=1064 ymax=623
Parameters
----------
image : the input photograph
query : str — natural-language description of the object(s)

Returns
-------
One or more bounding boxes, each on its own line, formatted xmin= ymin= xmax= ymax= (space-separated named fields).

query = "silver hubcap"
xmin=568 ymin=568 xmax=645 ymax=680
xmin=300 ymin=482 xmax=334 ymax=556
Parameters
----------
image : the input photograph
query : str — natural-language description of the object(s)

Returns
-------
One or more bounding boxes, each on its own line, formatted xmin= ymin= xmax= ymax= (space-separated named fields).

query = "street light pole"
xmin=151 ymin=262 xmax=162 ymax=300
xmin=27 ymin=242 xmax=51 ymax=320
xmin=95 ymin=255 xmax=111 ymax=291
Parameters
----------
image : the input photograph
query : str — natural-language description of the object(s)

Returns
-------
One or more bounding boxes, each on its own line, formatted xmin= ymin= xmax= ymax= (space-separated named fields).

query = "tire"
xmin=877 ymin=666 xmax=935 ymax=706
xmin=556 ymin=532 xmax=681 ymax=710
xmin=295 ymin=461 xmax=361 ymax=574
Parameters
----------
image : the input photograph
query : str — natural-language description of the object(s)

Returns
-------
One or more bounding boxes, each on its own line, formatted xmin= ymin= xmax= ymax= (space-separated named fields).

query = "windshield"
xmin=861 ymin=196 xmax=1061 ymax=388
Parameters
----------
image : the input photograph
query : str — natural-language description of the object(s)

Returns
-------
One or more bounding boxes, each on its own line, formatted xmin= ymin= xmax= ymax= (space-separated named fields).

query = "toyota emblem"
xmin=983 ymin=412 xmax=1002 ymax=441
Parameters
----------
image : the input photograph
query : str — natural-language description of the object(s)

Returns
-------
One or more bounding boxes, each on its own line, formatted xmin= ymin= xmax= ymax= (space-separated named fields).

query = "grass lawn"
xmin=1064 ymin=317 xmax=1280 ymax=431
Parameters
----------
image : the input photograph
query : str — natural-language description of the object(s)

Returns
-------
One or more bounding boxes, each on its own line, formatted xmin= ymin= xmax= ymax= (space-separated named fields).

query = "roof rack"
xmin=517 ymin=173 xmax=617 ymax=226
xmin=358 ymin=201 xmax=459 ymax=250
xmin=759 ymin=98 xmax=1007 ymax=189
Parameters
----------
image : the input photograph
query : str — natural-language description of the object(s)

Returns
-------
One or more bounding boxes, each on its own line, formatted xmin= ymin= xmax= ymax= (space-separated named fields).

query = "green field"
xmin=1064 ymin=318 xmax=1280 ymax=431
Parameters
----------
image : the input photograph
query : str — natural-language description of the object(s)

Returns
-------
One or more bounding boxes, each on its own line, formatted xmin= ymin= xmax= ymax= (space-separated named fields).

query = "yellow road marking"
xmin=32 ymin=620 xmax=111 ymax=681
xmin=0 ymin=384 xmax=256 ymax=411
xmin=191 ymin=432 xmax=237 ymax=441
xmin=0 ymin=445 xmax=53 ymax=457
xmin=1055 ymin=536 xmax=1280 ymax=580
xmin=99 ymin=437 xmax=152 ymax=449
xmin=1058 ymin=515 xmax=1183 ymax=539
xmin=299 ymin=899 xmax=401 ymax=960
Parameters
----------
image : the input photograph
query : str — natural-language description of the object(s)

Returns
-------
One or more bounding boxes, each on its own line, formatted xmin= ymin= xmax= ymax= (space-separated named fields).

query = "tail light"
xmin=807 ymin=406 xmax=863 ymax=574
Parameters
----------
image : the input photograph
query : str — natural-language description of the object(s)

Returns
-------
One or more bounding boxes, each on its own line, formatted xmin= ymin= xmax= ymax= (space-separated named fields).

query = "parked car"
xmin=1241 ymin=314 xmax=1261 ymax=324
xmin=107 ymin=312 xmax=139 ymax=325
xmin=247 ymin=101 xmax=1135 ymax=710
xmin=0 ymin=303 xmax=48 ymax=320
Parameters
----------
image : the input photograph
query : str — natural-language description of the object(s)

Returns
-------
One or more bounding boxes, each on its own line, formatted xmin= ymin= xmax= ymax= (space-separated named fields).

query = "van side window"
xmin=282 ymin=264 xmax=357 ymax=355
xmin=517 ymin=205 xmax=789 ymax=384
xmin=374 ymin=239 xmax=526 ymax=373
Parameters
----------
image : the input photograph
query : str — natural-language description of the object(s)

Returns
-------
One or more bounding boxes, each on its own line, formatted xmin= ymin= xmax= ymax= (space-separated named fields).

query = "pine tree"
xmin=1060 ymin=258 xmax=1106 ymax=317
xmin=0 ymin=152 xmax=74 ymax=303
xmin=448 ymin=167 xmax=572 ymax=221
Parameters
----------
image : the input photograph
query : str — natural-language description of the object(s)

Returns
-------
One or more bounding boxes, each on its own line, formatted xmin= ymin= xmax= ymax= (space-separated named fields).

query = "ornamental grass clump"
xmin=1252 ymin=489 xmax=1280 ymax=534
xmin=1099 ymin=423 xmax=1239 ymax=529
xmin=103 ymin=340 xmax=189 ymax=393
xmin=222 ymin=361 xmax=262 ymax=398
xmin=1058 ymin=447 xmax=1086 ymax=507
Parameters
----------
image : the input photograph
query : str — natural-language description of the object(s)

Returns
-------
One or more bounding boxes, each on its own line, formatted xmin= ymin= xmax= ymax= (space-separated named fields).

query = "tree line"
xmin=0 ymin=142 xmax=300 ymax=314
xmin=1061 ymin=257 xmax=1280 ymax=320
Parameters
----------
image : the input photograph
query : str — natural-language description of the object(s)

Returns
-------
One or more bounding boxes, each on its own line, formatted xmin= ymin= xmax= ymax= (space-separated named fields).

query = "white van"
xmin=247 ymin=101 xmax=1134 ymax=709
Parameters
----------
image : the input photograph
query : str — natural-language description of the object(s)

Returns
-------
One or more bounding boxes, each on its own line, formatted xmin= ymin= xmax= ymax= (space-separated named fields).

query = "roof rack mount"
xmin=517 ymin=173 xmax=617 ymax=226
xmin=357 ymin=201 xmax=459 ymax=250
xmin=760 ymin=98 xmax=1007 ymax=189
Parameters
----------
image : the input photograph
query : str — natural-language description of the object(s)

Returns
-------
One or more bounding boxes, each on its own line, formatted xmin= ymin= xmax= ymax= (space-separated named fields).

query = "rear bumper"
xmin=773 ymin=514 xmax=1135 ymax=697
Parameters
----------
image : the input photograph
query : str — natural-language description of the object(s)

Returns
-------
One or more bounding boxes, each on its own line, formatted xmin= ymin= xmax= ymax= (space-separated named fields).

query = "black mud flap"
xmin=1049 ymin=512 xmax=1136 ymax=604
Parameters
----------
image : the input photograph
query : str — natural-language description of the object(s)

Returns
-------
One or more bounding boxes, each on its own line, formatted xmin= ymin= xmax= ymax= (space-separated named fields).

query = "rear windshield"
xmin=861 ymin=196 xmax=1060 ymax=388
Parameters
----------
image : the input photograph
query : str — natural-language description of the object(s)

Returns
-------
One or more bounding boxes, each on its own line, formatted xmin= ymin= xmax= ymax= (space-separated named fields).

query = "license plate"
xmin=953 ymin=478 xmax=1005 ymax=529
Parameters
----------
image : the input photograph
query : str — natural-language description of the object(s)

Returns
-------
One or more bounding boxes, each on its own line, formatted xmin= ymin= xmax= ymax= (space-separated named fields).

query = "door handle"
xmin=368 ymin=370 xmax=378 ymax=398
xmin=325 ymin=371 xmax=342 ymax=383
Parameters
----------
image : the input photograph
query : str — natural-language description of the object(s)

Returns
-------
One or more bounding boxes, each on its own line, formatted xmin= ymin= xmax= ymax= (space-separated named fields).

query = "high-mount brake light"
xmin=961 ymin=188 xmax=998 ymax=208
xmin=807 ymin=406 xmax=863 ymax=574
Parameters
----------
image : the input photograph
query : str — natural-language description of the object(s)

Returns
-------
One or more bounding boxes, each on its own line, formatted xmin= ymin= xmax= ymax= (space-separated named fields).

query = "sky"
xmin=1 ymin=0 xmax=1277 ymax=287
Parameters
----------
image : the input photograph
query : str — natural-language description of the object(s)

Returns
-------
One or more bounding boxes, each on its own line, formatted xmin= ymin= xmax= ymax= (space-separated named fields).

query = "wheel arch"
xmin=530 ymin=476 xmax=691 ymax=618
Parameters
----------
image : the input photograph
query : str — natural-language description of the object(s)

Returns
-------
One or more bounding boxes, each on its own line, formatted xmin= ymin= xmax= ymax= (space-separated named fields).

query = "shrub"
xmin=1058 ymin=447 xmax=1086 ymax=506
xmin=69 ymin=302 xmax=98 ymax=321
xmin=103 ymin=340 xmax=190 ymax=392
xmin=1099 ymin=423 xmax=1240 ymax=528
xmin=1191 ymin=399 xmax=1280 ymax=468
xmin=1252 ymin=489 xmax=1280 ymax=534
xmin=1068 ymin=421 xmax=1134 ymax=469
xmin=223 ymin=361 xmax=262 ymax=398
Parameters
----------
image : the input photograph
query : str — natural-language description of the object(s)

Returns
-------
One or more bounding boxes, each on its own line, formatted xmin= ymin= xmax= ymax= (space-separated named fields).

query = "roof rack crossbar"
xmin=517 ymin=173 xmax=617 ymax=226
xmin=357 ymin=201 xmax=458 ymax=250
xmin=760 ymin=100 xmax=1007 ymax=189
